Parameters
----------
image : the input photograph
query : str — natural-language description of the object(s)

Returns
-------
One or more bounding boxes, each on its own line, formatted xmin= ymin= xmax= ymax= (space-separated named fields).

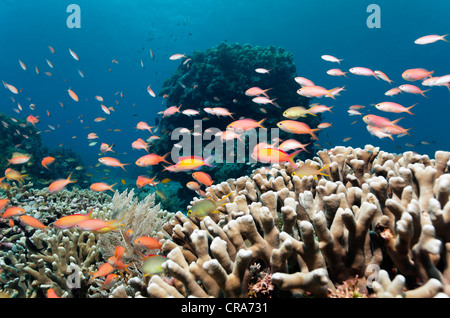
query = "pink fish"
xmin=363 ymin=114 xmax=403 ymax=127
xmin=245 ymin=87 xmax=271 ymax=97
xmin=163 ymin=105 xmax=181 ymax=117
xmin=326 ymin=69 xmax=348 ymax=77
xmin=375 ymin=102 xmax=417 ymax=115
xmin=297 ymin=86 xmax=336 ymax=99
xmin=402 ymin=68 xmax=434 ymax=81
xmin=349 ymin=67 xmax=379 ymax=79
xmin=374 ymin=70 xmax=394 ymax=84
xmin=366 ymin=125 xmax=394 ymax=140
xmin=399 ymin=84 xmax=430 ymax=97
xmin=294 ymin=77 xmax=315 ymax=87
xmin=227 ymin=118 xmax=266 ymax=131
xmin=414 ymin=34 xmax=448 ymax=45
xmin=385 ymin=87 xmax=402 ymax=96
xmin=321 ymin=55 xmax=343 ymax=64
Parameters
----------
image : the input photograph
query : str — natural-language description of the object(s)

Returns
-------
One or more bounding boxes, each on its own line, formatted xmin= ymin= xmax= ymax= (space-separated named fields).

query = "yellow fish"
xmin=292 ymin=164 xmax=330 ymax=180
xmin=187 ymin=192 xmax=233 ymax=218
xmin=283 ymin=106 xmax=316 ymax=120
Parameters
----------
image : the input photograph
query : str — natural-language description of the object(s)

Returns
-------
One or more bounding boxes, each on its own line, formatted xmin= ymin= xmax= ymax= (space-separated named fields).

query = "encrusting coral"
xmin=137 ymin=144 xmax=450 ymax=298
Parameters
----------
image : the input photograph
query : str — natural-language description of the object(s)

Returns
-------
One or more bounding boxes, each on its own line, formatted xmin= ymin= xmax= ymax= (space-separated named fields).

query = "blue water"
xmin=1 ymin=0 xmax=449 ymax=182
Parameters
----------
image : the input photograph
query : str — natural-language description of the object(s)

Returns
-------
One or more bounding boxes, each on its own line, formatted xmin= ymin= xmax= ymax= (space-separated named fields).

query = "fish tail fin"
xmin=67 ymin=172 xmax=77 ymax=183
xmin=407 ymin=103 xmax=417 ymax=115
xmin=204 ymin=154 xmax=216 ymax=168
xmin=161 ymin=152 xmax=172 ymax=164
xmin=421 ymin=89 xmax=431 ymax=98
xmin=441 ymin=34 xmax=449 ymax=42
xmin=310 ymin=128 xmax=320 ymax=140
xmin=328 ymin=106 xmax=334 ymax=113
xmin=318 ymin=164 xmax=331 ymax=177
xmin=343 ymin=72 xmax=348 ymax=78
xmin=120 ymin=163 xmax=130 ymax=172
xmin=218 ymin=192 xmax=234 ymax=205
xmin=326 ymin=90 xmax=336 ymax=99
xmin=288 ymin=149 xmax=302 ymax=169
xmin=109 ymin=183 xmax=117 ymax=192
xmin=258 ymin=118 xmax=267 ymax=129
xmin=391 ymin=117 xmax=404 ymax=125
xmin=387 ymin=134 xmax=394 ymax=141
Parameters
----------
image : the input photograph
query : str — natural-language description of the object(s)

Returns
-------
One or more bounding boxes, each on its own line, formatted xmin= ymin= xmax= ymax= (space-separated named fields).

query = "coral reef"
xmin=2 ymin=144 xmax=449 ymax=299
xmin=0 ymin=188 xmax=174 ymax=298
xmin=0 ymin=112 xmax=90 ymax=190
xmin=149 ymin=42 xmax=319 ymax=209
xmin=138 ymin=144 xmax=450 ymax=298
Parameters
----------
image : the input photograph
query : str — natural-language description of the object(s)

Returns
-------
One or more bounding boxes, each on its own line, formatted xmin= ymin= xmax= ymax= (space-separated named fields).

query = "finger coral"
xmin=141 ymin=144 xmax=450 ymax=298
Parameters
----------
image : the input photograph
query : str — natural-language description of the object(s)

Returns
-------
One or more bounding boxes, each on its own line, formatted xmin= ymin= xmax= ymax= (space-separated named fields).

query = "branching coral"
xmin=139 ymin=144 xmax=450 ymax=298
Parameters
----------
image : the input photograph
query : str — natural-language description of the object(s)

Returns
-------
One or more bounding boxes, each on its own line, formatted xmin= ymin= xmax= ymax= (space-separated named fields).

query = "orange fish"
xmin=3 ymin=206 xmax=26 ymax=218
xmin=90 ymin=182 xmax=116 ymax=193
xmin=98 ymin=157 xmax=129 ymax=171
xmin=88 ymin=263 xmax=114 ymax=284
xmin=134 ymin=236 xmax=162 ymax=250
xmin=135 ymin=153 xmax=170 ymax=167
xmin=0 ymin=198 xmax=10 ymax=210
xmin=100 ymin=143 xmax=115 ymax=153
xmin=7 ymin=154 xmax=30 ymax=166
xmin=26 ymin=115 xmax=40 ymax=127
xmin=186 ymin=181 xmax=201 ymax=191
xmin=136 ymin=121 xmax=154 ymax=133
xmin=192 ymin=171 xmax=214 ymax=187
xmin=54 ymin=208 xmax=94 ymax=229
xmin=4 ymin=168 xmax=28 ymax=183
xmin=107 ymin=246 xmax=131 ymax=274
xmin=100 ymin=274 xmax=119 ymax=291
xmin=46 ymin=288 xmax=61 ymax=298
xmin=19 ymin=215 xmax=50 ymax=231
xmin=68 ymin=89 xmax=79 ymax=102
xmin=48 ymin=172 xmax=77 ymax=193
xmin=75 ymin=218 xmax=123 ymax=233
xmin=131 ymin=138 xmax=150 ymax=152
xmin=277 ymin=120 xmax=320 ymax=140
xmin=41 ymin=156 xmax=55 ymax=169
xmin=136 ymin=175 xmax=158 ymax=188
xmin=94 ymin=117 xmax=106 ymax=122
